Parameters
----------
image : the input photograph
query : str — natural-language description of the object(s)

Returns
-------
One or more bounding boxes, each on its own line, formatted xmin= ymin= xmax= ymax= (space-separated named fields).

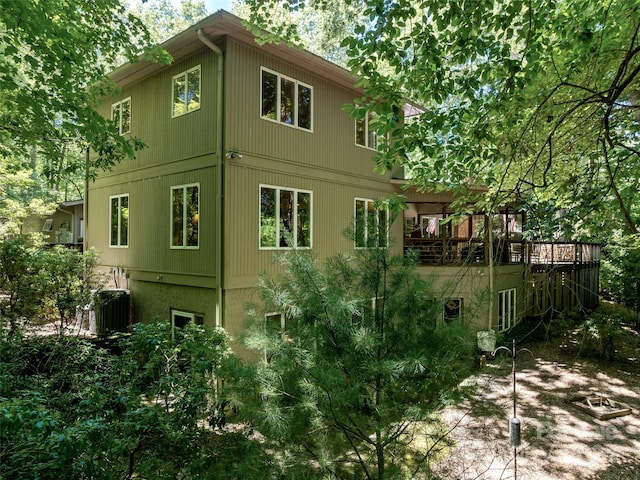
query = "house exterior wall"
xmin=88 ymin=48 xmax=221 ymax=326
xmin=100 ymin=50 xmax=218 ymax=172
xmin=130 ymin=280 xmax=216 ymax=327
xmin=219 ymin=38 xmax=403 ymax=335
xmin=21 ymin=203 xmax=84 ymax=246
xmin=87 ymin=14 xmax=536 ymax=341
xmin=417 ymin=264 xmax=525 ymax=331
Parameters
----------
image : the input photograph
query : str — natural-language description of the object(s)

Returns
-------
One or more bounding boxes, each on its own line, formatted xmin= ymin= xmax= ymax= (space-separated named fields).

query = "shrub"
xmin=37 ymin=245 xmax=104 ymax=333
xmin=0 ymin=236 xmax=105 ymax=334
xmin=577 ymin=307 xmax=626 ymax=360
xmin=0 ymin=235 xmax=45 ymax=333
xmin=0 ymin=321 xmax=257 ymax=479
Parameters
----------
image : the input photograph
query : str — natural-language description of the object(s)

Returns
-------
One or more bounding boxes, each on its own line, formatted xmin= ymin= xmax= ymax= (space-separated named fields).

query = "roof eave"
xmin=109 ymin=10 xmax=360 ymax=93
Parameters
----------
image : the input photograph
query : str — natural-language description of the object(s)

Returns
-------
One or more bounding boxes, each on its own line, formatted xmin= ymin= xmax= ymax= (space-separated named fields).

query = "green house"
xmin=88 ymin=11 xmax=599 ymax=347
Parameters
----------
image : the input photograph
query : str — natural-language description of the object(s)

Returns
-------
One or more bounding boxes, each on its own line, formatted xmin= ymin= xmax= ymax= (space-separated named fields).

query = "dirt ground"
xmin=434 ymin=323 xmax=640 ymax=480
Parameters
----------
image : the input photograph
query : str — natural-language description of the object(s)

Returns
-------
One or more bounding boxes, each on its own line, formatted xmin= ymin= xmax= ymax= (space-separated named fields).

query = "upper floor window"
xmin=111 ymin=97 xmax=131 ymax=135
xmin=261 ymin=67 xmax=313 ymax=131
xmin=109 ymin=194 xmax=129 ymax=247
xmin=498 ymin=288 xmax=516 ymax=331
xmin=172 ymin=65 xmax=201 ymax=117
xmin=260 ymin=185 xmax=312 ymax=249
xmin=355 ymin=112 xmax=378 ymax=149
xmin=354 ymin=198 xmax=388 ymax=248
xmin=171 ymin=184 xmax=199 ymax=249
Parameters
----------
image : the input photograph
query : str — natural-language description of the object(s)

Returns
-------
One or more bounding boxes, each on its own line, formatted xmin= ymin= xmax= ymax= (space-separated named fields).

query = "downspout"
xmin=198 ymin=29 xmax=225 ymax=328
xmin=84 ymin=147 xmax=89 ymax=252
xmin=487 ymin=216 xmax=494 ymax=331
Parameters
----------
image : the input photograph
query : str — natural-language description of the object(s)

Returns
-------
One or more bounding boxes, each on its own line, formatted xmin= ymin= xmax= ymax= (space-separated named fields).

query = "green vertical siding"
xmin=224 ymin=40 xmax=387 ymax=177
xmin=97 ymin=50 xmax=218 ymax=173
xmin=222 ymin=39 xmax=401 ymax=290
xmin=89 ymin=48 xmax=220 ymax=290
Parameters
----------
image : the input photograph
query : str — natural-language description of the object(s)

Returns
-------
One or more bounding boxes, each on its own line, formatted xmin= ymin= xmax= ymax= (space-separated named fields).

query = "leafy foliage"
xmin=242 ymin=0 xmax=640 ymax=307
xmin=0 ymin=321 xmax=253 ymax=479
xmin=239 ymin=247 xmax=476 ymax=479
xmin=0 ymin=162 xmax=56 ymax=236
xmin=0 ymin=236 xmax=105 ymax=334
xmin=577 ymin=305 xmax=631 ymax=360
xmin=600 ymin=231 xmax=640 ymax=313
xmin=130 ymin=0 xmax=209 ymax=44
xmin=0 ymin=0 xmax=169 ymax=168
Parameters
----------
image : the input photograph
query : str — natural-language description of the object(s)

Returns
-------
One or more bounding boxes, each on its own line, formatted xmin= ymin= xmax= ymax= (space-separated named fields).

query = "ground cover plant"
xmin=0 ymin=320 xmax=271 ymax=479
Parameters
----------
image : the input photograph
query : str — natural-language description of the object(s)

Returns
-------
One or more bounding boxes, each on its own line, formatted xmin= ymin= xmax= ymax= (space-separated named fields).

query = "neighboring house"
xmin=21 ymin=199 xmax=84 ymax=251
xmin=87 ymin=11 xmax=599 ymax=347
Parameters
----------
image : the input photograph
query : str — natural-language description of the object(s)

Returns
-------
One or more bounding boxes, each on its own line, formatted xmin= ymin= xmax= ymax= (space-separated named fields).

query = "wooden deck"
xmin=404 ymin=239 xmax=600 ymax=267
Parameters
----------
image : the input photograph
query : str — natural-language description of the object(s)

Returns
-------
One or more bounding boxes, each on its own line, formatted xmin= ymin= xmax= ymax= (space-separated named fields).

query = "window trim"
xmin=355 ymin=112 xmax=378 ymax=150
xmin=170 ymin=309 xmax=204 ymax=342
xmin=171 ymin=65 xmax=201 ymax=118
xmin=111 ymin=97 xmax=131 ymax=135
xmin=443 ymin=298 xmax=463 ymax=323
xmin=259 ymin=184 xmax=313 ymax=250
xmin=354 ymin=198 xmax=389 ymax=249
xmin=498 ymin=288 xmax=517 ymax=331
xmin=170 ymin=183 xmax=200 ymax=250
xmin=260 ymin=66 xmax=313 ymax=132
xmin=109 ymin=194 xmax=129 ymax=248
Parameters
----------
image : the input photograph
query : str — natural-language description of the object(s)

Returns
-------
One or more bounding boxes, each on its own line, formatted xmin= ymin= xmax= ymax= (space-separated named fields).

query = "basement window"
xmin=171 ymin=309 xmax=204 ymax=341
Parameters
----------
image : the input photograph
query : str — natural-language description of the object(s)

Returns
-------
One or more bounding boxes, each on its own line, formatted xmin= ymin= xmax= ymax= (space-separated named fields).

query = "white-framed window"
xmin=171 ymin=309 xmax=204 ymax=341
xmin=498 ymin=288 xmax=517 ymax=331
xmin=109 ymin=194 xmax=129 ymax=247
xmin=172 ymin=65 xmax=201 ymax=117
xmin=352 ymin=297 xmax=383 ymax=324
xmin=42 ymin=218 xmax=53 ymax=232
xmin=260 ymin=67 xmax=313 ymax=131
xmin=171 ymin=183 xmax=199 ymax=249
xmin=111 ymin=97 xmax=131 ymax=135
xmin=260 ymin=185 xmax=312 ymax=249
xmin=354 ymin=198 xmax=388 ymax=249
xmin=444 ymin=298 xmax=463 ymax=323
xmin=355 ymin=112 xmax=378 ymax=149
xmin=264 ymin=312 xmax=292 ymax=361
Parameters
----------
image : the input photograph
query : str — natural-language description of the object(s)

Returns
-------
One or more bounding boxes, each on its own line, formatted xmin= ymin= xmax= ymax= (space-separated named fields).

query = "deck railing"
xmin=404 ymin=238 xmax=600 ymax=267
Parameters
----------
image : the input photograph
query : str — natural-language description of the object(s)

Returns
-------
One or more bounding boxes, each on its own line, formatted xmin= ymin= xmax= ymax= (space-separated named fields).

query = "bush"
xmin=0 ymin=235 xmax=105 ymax=334
xmin=577 ymin=306 xmax=627 ymax=360
xmin=0 ymin=235 xmax=45 ymax=332
xmin=0 ymin=321 xmax=260 ymax=479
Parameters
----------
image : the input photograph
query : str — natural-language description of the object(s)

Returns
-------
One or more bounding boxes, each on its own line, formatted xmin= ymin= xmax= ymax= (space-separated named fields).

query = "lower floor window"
xmin=444 ymin=298 xmax=463 ymax=323
xmin=171 ymin=184 xmax=199 ymax=248
xmin=355 ymin=198 xmax=388 ymax=248
xmin=171 ymin=309 xmax=204 ymax=340
xmin=260 ymin=185 xmax=312 ymax=249
xmin=264 ymin=312 xmax=292 ymax=361
xmin=498 ymin=288 xmax=516 ymax=331
xmin=110 ymin=194 xmax=129 ymax=247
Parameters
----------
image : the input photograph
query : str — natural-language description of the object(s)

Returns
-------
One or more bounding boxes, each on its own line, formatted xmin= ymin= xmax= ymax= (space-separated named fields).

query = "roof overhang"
xmin=110 ymin=10 xmax=361 ymax=93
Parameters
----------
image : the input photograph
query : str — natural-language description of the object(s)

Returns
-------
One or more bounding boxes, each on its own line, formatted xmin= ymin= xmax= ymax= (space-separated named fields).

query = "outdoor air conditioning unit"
xmin=95 ymin=289 xmax=130 ymax=337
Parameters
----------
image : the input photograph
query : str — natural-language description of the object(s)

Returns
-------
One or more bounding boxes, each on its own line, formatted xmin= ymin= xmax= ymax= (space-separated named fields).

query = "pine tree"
xmin=241 ymin=246 xmax=476 ymax=479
